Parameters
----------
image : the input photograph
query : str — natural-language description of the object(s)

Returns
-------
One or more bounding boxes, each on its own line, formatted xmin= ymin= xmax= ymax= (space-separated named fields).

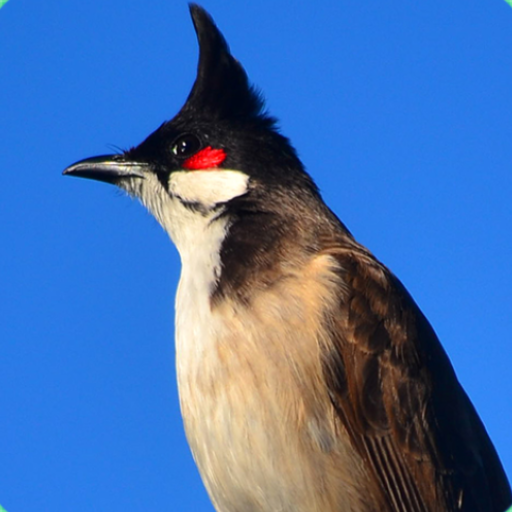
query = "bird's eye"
xmin=171 ymin=134 xmax=201 ymax=158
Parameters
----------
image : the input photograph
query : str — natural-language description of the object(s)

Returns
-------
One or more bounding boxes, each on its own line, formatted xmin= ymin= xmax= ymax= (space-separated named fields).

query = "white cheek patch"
xmin=169 ymin=169 xmax=249 ymax=208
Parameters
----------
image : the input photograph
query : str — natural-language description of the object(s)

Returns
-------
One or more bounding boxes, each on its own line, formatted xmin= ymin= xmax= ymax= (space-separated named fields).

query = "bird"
xmin=63 ymin=4 xmax=511 ymax=512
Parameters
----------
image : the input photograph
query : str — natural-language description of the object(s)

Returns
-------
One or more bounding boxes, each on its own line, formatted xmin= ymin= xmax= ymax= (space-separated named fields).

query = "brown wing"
xmin=320 ymin=246 xmax=511 ymax=512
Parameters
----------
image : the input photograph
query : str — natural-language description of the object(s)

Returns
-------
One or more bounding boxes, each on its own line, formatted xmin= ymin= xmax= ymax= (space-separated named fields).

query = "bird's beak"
xmin=63 ymin=154 xmax=148 ymax=184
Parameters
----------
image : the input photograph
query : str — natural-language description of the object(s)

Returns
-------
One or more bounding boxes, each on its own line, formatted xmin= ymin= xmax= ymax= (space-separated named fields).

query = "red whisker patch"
xmin=183 ymin=147 xmax=227 ymax=170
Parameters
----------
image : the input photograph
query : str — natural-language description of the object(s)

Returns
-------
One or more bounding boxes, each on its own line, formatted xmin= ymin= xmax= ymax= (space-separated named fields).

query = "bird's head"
xmin=64 ymin=5 xmax=325 ymax=249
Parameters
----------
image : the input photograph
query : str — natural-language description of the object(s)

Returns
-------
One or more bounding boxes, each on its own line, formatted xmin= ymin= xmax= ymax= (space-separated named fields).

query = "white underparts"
xmin=121 ymin=167 xmax=247 ymax=371
xmin=120 ymin=166 xmax=368 ymax=511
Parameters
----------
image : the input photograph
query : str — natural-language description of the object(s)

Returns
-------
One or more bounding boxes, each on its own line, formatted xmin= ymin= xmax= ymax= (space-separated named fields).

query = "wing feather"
xmin=320 ymin=245 xmax=511 ymax=511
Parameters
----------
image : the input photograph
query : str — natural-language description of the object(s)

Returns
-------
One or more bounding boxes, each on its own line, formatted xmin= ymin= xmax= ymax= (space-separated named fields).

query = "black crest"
xmin=180 ymin=4 xmax=266 ymax=122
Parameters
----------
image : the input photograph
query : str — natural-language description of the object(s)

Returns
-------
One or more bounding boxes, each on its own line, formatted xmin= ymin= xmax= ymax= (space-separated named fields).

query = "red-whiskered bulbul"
xmin=63 ymin=5 xmax=511 ymax=512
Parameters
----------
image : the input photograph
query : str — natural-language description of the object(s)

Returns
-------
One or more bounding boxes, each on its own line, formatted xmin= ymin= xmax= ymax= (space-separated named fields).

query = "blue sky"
xmin=1 ymin=1 xmax=511 ymax=510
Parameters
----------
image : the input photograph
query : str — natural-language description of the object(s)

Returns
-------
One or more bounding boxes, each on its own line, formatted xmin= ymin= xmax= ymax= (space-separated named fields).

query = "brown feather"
xmin=319 ymin=244 xmax=511 ymax=511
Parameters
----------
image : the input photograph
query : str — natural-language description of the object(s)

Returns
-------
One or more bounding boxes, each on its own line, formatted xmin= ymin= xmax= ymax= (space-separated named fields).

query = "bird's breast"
xmin=173 ymin=252 xmax=371 ymax=512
